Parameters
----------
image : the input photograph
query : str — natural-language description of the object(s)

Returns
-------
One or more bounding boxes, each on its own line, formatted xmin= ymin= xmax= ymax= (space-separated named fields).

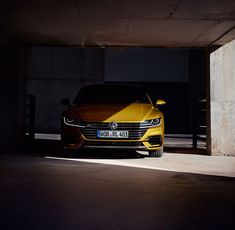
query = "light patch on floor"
xmin=46 ymin=153 xmax=235 ymax=178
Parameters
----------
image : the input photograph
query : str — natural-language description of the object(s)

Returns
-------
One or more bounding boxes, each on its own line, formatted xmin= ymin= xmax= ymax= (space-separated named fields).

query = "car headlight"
xmin=151 ymin=118 xmax=161 ymax=126
xmin=140 ymin=118 xmax=161 ymax=127
xmin=63 ymin=116 xmax=86 ymax=128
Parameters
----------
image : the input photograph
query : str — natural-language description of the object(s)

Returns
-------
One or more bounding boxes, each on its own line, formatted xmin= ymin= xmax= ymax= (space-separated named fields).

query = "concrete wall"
xmin=25 ymin=47 xmax=104 ymax=133
xmin=105 ymin=48 xmax=189 ymax=82
xmin=210 ymin=40 xmax=235 ymax=156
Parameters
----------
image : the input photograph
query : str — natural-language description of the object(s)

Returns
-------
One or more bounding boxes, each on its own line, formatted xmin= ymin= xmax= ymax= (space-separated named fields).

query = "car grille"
xmin=82 ymin=141 xmax=145 ymax=149
xmin=80 ymin=122 xmax=148 ymax=140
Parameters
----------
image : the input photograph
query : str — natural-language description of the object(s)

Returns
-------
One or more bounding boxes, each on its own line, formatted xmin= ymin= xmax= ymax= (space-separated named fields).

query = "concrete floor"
xmin=48 ymin=151 xmax=235 ymax=178
xmin=1 ymin=151 xmax=235 ymax=230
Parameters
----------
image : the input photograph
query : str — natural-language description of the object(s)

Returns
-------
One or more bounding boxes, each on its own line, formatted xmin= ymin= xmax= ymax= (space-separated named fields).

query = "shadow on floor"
xmin=21 ymin=139 xmax=208 ymax=159
xmin=164 ymin=147 xmax=208 ymax=155
xmin=23 ymin=139 xmax=144 ymax=159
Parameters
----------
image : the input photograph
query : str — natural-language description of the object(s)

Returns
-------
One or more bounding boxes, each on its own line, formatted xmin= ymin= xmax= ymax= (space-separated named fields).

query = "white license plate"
xmin=97 ymin=130 xmax=129 ymax=139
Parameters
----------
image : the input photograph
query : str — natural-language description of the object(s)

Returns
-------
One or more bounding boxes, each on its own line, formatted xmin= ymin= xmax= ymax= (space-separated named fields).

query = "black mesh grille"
xmin=82 ymin=141 xmax=144 ymax=147
xmin=148 ymin=135 xmax=162 ymax=146
xmin=64 ymin=134 xmax=77 ymax=144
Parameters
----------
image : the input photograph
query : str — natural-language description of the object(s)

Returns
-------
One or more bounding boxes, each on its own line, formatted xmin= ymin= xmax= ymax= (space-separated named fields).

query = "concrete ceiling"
xmin=1 ymin=0 xmax=235 ymax=47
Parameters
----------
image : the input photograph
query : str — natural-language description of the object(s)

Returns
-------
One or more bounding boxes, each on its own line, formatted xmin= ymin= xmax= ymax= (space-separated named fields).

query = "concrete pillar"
xmin=210 ymin=40 xmax=235 ymax=156
xmin=0 ymin=46 xmax=25 ymax=153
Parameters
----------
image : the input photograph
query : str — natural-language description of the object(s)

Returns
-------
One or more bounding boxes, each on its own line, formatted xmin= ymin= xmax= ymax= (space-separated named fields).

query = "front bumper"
xmin=61 ymin=122 xmax=164 ymax=151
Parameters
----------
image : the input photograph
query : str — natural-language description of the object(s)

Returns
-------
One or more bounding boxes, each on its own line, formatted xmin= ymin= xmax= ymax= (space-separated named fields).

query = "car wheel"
xmin=149 ymin=148 xmax=163 ymax=157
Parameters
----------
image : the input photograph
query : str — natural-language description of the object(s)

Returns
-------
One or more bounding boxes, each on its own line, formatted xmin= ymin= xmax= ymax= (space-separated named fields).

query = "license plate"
xmin=97 ymin=130 xmax=129 ymax=139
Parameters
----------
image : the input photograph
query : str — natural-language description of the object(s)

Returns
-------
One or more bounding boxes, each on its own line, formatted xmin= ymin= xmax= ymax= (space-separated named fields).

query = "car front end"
xmin=61 ymin=84 xmax=165 ymax=157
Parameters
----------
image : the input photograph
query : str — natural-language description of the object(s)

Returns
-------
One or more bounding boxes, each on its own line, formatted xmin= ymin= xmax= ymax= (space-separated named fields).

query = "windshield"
xmin=74 ymin=85 xmax=151 ymax=104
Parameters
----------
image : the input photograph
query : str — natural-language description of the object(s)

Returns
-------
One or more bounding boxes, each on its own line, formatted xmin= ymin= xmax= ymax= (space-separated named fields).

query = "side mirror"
xmin=156 ymin=99 xmax=166 ymax=105
xmin=61 ymin=98 xmax=70 ymax=106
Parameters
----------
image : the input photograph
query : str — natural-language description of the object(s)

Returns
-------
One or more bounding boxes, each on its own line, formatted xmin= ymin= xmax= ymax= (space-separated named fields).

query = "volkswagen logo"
xmin=109 ymin=121 xmax=118 ymax=130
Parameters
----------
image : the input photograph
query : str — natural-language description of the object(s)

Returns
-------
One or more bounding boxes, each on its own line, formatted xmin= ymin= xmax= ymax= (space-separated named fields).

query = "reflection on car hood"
xmin=68 ymin=103 xmax=161 ymax=122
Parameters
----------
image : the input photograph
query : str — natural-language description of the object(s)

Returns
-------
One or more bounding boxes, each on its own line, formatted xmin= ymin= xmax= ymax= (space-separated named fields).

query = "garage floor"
xmin=1 ymin=149 xmax=235 ymax=230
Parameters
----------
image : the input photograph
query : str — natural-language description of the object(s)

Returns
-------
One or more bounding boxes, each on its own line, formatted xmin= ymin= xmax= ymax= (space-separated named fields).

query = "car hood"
xmin=67 ymin=103 xmax=161 ymax=122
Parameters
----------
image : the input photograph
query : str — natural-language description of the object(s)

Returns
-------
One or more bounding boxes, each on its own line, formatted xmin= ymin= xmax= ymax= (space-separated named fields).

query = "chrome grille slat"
xmin=81 ymin=130 xmax=147 ymax=133
xmin=83 ymin=130 xmax=146 ymax=132
xmin=84 ymin=122 xmax=142 ymax=129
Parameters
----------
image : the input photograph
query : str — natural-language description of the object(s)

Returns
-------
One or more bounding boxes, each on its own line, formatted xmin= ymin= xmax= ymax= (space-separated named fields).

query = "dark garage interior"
xmin=1 ymin=46 xmax=207 ymax=152
xmin=25 ymin=47 xmax=205 ymax=134
xmin=1 ymin=0 xmax=235 ymax=229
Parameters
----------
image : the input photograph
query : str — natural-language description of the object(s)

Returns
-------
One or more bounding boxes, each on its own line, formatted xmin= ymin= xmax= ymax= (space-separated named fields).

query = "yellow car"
xmin=61 ymin=84 xmax=166 ymax=157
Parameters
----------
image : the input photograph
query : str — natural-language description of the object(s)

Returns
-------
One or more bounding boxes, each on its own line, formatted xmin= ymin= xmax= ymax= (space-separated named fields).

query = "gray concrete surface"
xmin=210 ymin=39 xmax=235 ymax=156
xmin=1 ymin=153 xmax=235 ymax=230
xmin=2 ymin=0 xmax=235 ymax=47
xmin=47 ymin=152 xmax=235 ymax=178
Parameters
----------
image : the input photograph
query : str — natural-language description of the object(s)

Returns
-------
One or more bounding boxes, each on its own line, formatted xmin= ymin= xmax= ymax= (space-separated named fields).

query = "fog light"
xmin=65 ymin=134 xmax=77 ymax=144
xmin=148 ymin=135 xmax=162 ymax=146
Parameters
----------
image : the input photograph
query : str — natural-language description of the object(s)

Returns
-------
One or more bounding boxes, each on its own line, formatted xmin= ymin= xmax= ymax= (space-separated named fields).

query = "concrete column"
xmin=0 ymin=46 xmax=24 ymax=153
xmin=210 ymin=40 xmax=235 ymax=156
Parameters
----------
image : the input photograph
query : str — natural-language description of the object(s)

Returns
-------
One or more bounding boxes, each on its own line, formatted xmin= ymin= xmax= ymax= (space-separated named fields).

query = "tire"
xmin=149 ymin=148 xmax=163 ymax=157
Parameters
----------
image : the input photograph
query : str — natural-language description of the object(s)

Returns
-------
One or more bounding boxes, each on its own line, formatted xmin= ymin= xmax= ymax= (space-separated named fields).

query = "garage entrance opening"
xmin=23 ymin=47 xmax=207 ymax=154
